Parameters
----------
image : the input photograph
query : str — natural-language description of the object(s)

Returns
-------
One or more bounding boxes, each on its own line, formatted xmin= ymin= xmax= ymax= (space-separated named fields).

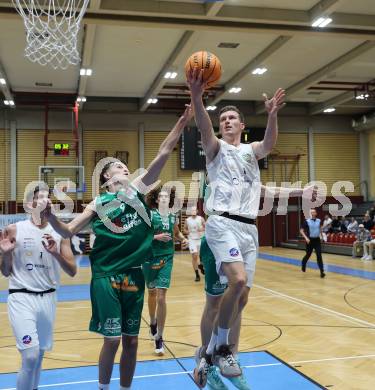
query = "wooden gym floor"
xmin=0 ymin=247 xmax=374 ymax=389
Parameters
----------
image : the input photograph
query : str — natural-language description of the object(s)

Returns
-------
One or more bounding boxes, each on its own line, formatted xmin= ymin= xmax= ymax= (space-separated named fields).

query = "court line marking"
xmin=1 ymin=353 xmax=375 ymax=389
xmin=254 ymin=284 xmax=375 ymax=328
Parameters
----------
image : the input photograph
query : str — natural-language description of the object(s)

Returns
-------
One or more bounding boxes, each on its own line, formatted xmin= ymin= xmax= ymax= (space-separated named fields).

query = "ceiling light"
xmin=206 ymin=106 xmax=217 ymax=111
xmin=9 ymin=100 xmax=15 ymax=106
xmin=323 ymin=107 xmax=335 ymax=113
xmin=164 ymin=71 xmax=178 ymax=79
xmin=147 ymin=98 xmax=158 ymax=104
xmin=0 ymin=78 xmax=6 ymax=85
xmin=229 ymin=87 xmax=242 ymax=94
xmin=4 ymin=100 xmax=9 ymax=105
xmin=356 ymin=95 xmax=365 ymax=100
xmin=312 ymin=17 xmax=332 ymax=28
xmin=252 ymin=68 xmax=268 ymax=75
xmin=77 ymin=96 xmax=86 ymax=102
xmin=80 ymin=68 xmax=93 ymax=76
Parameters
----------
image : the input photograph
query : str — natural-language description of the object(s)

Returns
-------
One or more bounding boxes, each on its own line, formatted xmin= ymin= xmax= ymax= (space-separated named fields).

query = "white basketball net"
xmin=12 ymin=0 xmax=90 ymax=69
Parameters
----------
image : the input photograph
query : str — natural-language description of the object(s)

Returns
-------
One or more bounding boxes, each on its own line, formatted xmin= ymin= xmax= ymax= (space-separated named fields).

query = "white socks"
xmin=120 ymin=386 xmax=131 ymax=390
xmin=206 ymin=332 xmax=217 ymax=355
xmin=217 ymin=327 xmax=230 ymax=347
xmin=98 ymin=384 xmax=109 ymax=390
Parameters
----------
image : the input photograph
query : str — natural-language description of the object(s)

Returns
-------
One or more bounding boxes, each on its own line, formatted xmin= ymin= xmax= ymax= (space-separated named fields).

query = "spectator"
xmin=363 ymin=237 xmax=375 ymax=261
xmin=363 ymin=214 xmax=374 ymax=231
xmin=330 ymin=216 xmax=341 ymax=233
xmin=347 ymin=217 xmax=359 ymax=234
xmin=341 ymin=217 xmax=349 ymax=227
xmin=368 ymin=203 xmax=375 ymax=221
xmin=352 ymin=224 xmax=371 ymax=258
xmin=322 ymin=214 xmax=332 ymax=242
xmin=322 ymin=214 xmax=332 ymax=233
xmin=340 ymin=217 xmax=348 ymax=233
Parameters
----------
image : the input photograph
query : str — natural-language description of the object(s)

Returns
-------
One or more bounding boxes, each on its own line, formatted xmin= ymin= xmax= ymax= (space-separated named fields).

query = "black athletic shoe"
xmin=320 ymin=272 xmax=326 ymax=278
xmin=301 ymin=263 xmax=306 ymax=272
xmin=149 ymin=321 xmax=157 ymax=340
xmin=198 ymin=263 xmax=205 ymax=275
xmin=155 ymin=336 xmax=165 ymax=355
xmin=195 ymin=274 xmax=201 ymax=282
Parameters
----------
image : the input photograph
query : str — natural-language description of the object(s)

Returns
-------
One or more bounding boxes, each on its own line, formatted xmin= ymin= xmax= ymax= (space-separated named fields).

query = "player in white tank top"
xmin=188 ymin=66 xmax=285 ymax=385
xmin=0 ymin=186 xmax=76 ymax=390
xmin=183 ymin=206 xmax=205 ymax=281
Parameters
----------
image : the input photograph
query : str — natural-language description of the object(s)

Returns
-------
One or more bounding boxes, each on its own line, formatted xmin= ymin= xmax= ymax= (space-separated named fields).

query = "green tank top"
xmin=90 ymin=189 xmax=153 ymax=278
xmin=151 ymin=209 xmax=177 ymax=257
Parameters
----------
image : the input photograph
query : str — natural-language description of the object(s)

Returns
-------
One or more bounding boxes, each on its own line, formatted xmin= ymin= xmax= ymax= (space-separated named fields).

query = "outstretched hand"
xmin=0 ymin=230 xmax=16 ymax=254
xmin=263 ymin=88 xmax=286 ymax=115
xmin=186 ymin=67 xmax=207 ymax=98
xmin=177 ymin=103 xmax=193 ymax=129
xmin=42 ymin=233 xmax=58 ymax=255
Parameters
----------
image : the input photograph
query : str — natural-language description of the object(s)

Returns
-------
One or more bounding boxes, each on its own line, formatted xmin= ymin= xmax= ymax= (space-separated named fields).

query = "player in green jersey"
xmin=41 ymin=105 xmax=193 ymax=390
xmin=143 ymin=187 xmax=188 ymax=355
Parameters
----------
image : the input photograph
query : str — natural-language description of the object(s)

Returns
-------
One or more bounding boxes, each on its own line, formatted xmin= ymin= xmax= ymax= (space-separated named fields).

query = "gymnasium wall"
xmin=260 ymin=133 xmax=309 ymax=185
xmin=144 ymin=131 xmax=197 ymax=195
xmin=313 ymin=133 xmax=360 ymax=195
xmin=16 ymin=130 xmax=77 ymax=202
xmin=369 ymin=130 xmax=375 ymax=199
xmin=2 ymin=107 xmax=366 ymax=207
xmin=0 ymin=129 xmax=9 ymax=205
xmin=83 ymin=130 xmax=139 ymax=201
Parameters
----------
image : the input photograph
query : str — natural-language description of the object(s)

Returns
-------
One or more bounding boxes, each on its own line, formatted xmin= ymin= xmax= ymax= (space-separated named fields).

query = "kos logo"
xmin=26 ymin=263 xmax=33 ymax=271
xmin=229 ymin=248 xmax=239 ymax=257
xmin=22 ymin=335 xmax=32 ymax=345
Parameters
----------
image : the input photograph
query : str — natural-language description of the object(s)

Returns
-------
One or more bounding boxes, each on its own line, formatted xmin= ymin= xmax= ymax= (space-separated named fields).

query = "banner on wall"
xmin=0 ymin=214 xmax=28 ymax=230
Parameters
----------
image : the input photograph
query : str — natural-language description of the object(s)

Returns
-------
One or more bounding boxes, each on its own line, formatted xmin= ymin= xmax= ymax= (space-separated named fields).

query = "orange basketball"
xmin=185 ymin=51 xmax=222 ymax=88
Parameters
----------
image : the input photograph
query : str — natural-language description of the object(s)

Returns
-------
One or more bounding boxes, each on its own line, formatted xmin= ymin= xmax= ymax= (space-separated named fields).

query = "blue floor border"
xmin=0 ymin=351 xmax=326 ymax=390
xmin=258 ymin=252 xmax=375 ymax=281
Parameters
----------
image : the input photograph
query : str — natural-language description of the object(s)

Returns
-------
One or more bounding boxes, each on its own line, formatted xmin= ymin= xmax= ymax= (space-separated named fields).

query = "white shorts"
xmin=189 ymin=238 xmax=201 ymax=254
xmin=7 ymin=291 xmax=57 ymax=351
xmin=205 ymin=214 xmax=258 ymax=288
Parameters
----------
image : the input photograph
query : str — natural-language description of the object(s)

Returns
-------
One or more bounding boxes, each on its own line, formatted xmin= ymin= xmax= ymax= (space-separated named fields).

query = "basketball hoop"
xmin=12 ymin=0 xmax=90 ymax=69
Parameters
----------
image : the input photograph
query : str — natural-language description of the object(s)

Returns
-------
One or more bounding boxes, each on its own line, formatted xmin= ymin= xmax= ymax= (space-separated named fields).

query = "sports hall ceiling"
xmin=0 ymin=0 xmax=375 ymax=116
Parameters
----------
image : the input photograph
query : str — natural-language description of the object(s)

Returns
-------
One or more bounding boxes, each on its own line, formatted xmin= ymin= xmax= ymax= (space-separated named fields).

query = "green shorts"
xmin=142 ymin=254 xmax=174 ymax=289
xmin=200 ymin=236 xmax=227 ymax=296
xmin=89 ymin=268 xmax=145 ymax=337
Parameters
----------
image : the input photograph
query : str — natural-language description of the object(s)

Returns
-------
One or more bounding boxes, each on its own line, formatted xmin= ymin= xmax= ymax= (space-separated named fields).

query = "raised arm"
xmin=138 ymin=105 xmax=193 ymax=188
xmin=261 ymin=184 xmax=320 ymax=200
xmin=43 ymin=200 xmax=96 ymax=239
xmin=42 ymin=235 xmax=77 ymax=277
xmin=187 ymin=68 xmax=220 ymax=163
xmin=0 ymin=225 xmax=16 ymax=277
xmin=252 ymin=88 xmax=285 ymax=160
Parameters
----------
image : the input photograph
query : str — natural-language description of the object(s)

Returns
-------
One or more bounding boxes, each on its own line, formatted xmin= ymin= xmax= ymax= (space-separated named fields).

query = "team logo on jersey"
xmin=112 ymin=275 xmax=139 ymax=292
xmin=232 ymin=177 xmax=240 ymax=185
xmin=25 ymin=263 xmax=34 ymax=271
xmin=212 ymin=280 xmax=227 ymax=292
xmin=229 ymin=248 xmax=240 ymax=257
xmin=240 ymin=152 xmax=253 ymax=164
xmin=151 ymin=259 xmax=166 ymax=270
xmin=103 ymin=318 xmax=121 ymax=334
xmin=22 ymin=335 xmax=32 ymax=344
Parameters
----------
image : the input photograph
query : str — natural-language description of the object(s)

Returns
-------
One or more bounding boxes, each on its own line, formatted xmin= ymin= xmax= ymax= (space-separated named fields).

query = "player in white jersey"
xmin=0 ymin=186 xmax=76 ymax=390
xmin=187 ymin=67 xmax=285 ymax=384
xmin=184 ymin=206 xmax=205 ymax=281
